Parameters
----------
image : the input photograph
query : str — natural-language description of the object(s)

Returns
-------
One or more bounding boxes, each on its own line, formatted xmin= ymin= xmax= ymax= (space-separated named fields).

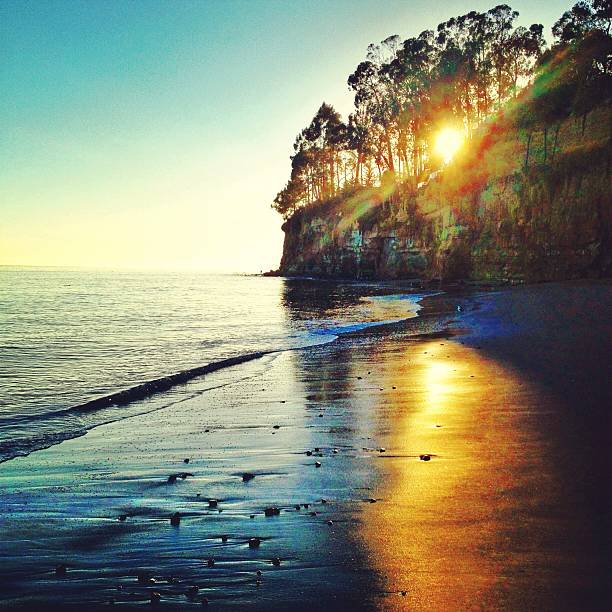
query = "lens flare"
xmin=434 ymin=127 xmax=464 ymax=164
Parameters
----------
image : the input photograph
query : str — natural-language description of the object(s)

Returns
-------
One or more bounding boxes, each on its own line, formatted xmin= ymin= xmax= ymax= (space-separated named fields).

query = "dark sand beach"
xmin=1 ymin=281 xmax=610 ymax=611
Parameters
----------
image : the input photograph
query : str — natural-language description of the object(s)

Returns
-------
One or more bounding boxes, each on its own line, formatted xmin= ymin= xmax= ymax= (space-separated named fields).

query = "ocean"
xmin=0 ymin=267 xmax=424 ymax=463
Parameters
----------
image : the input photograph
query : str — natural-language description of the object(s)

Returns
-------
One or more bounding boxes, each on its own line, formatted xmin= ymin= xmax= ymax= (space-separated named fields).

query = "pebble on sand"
xmin=327 ymin=520 xmax=334 ymax=526
xmin=221 ymin=534 xmax=229 ymax=542
xmin=264 ymin=506 xmax=280 ymax=517
xmin=419 ymin=454 xmax=432 ymax=461
xmin=242 ymin=472 xmax=256 ymax=482
xmin=137 ymin=572 xmax=155 ymax=585
xmin=184 ymin=458 xmax=190 ymax=464
xmin=207 ymin=558 xmax=215 ymax=568
xmin=306 ymin=450 xmax=313 ymax=456
xmin=273 ymin=425 xmax=280 ymax=429
xmin=271 ymin=557 xmax=281 ymax=566
xmin=170 ymin=512 xmax=181 ymax=526
xmin=315 ymin=461 xmax=322 ymax=468
xmin=118 ymin=514 xmax=127 ymax=522
xmin=378 ymin=448 xmax=386 ymax=453
xmin=248 ymin=537 xmax=261 ymax=549
xmin=55 ymin=564 xmax=67 ymax=577
xmin=208 ymin=499 xmax=218 ymax=508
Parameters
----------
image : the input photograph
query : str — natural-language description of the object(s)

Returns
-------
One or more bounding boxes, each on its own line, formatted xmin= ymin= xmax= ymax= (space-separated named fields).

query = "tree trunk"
xmin=525 ymin=132 xmax=532 ymax=169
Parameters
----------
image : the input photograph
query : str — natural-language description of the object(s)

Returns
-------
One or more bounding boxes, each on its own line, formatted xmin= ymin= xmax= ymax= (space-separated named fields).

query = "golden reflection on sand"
xmin=361 ymin=339 xmax=563 ymax=611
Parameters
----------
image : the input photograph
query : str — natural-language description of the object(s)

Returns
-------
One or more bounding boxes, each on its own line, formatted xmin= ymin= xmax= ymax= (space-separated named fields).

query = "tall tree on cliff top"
xmin=272 ymin=1 xmax=607 ymax=220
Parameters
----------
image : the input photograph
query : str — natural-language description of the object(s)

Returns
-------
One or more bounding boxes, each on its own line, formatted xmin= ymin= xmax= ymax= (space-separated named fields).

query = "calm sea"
xmin=0 ymin=267 xmax=424 ymax=462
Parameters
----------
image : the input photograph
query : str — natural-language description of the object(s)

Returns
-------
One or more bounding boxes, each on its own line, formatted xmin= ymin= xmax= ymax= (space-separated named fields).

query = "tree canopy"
xmin=272 ymin=0 xmax=611 ymax=219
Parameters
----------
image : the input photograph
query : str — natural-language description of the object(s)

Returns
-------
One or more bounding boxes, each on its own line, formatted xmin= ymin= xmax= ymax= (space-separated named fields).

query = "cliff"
xmin=279 ymin=103 xmax=611 ymax=282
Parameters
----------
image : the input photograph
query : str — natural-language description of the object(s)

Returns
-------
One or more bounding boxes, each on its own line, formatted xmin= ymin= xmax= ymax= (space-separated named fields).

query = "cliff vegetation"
xmin=273 ymin=1 xmax=611 ymax=281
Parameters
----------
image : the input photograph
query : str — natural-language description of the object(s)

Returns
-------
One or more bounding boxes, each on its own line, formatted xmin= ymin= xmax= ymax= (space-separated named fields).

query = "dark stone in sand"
xmin=327 ymin=520 xmax=334 ymax=526
xmin=306 ymin=450 xmax=312 ymax=456
xmin=309 ymin=511 xmax=317 ymax=516
xmin=315 ymin=461 xmax=322 ymax=468
xmin=184 ymin=458 xmax=190 ymax=464
xmin=333 ymin=448 xmax=338 ymax=454
xmin=318 ymin=413 xmax=324 ymax=417
xmin=168 ymin=474 xmax=178 ymax=484
xmin=208 ymin=499 xmax=218 ymax=508
xmin=248 ymin=537 xmax=261 ymax=549
xmin=368 ymin=498 xmax=377 ymax=503
xmin=221 ymin=534 xmax=228 ymax=542
xmin=256 ymin=570 xmax=262 ymax=576
xmin=137 ymin=572 xmax=154 ymax=585
xmin=321 ymin=498 xmax=328 ymax=504
xmin=118 ymin=514 xmax=127 ymax=522
xmin=392 ymin=386 xmax=397 ymax=389
xmin=150 ymin=591 xmax=161 ymax=604
xmin=357 ymin=376 xmax=362 ymax=380
xmin=207 ymin=558 xmax=215 ymax=568
xmin=295 ymin=504 xmax=301 ymax=510
xmin=242 ymin=472 xmax=256 ymax=482
xmin=378 ymin=448 xmax=386 ymax=453
xmin=55 ymin=564 xmax=67 ymax=577
xmin=170 ymin=512 xmax=181 ymax=526
xmin=419 ymin=454 xmax=431 ymax=461
xmin=314 ymin=447 xmax=320 ymax=452
xmin=250 ymin=514 xmax=255 ymax=519
xmin=273 ymin=425 xmax=280 ymax=429
xmin=303 ymin=503 xmax=310 ymax=508
xmin=264 ymin=506 xmax=280 ymax=517
xmin=271 ymin=557 xmax=281 ymax=566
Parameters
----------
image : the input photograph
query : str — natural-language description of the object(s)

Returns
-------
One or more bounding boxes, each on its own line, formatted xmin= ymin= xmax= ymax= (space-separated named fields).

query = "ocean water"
xmin=0 ymin=267 xmax=424 ymax=462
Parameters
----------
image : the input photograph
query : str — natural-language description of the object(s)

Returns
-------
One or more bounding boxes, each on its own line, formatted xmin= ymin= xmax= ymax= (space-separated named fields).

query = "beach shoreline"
xmin=1 ymin=280 xmax=610 ymax=611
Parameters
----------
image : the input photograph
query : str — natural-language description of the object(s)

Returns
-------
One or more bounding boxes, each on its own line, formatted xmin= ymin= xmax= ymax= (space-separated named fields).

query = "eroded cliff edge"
xmin=279 ymin=104 xmax=611 ymax=282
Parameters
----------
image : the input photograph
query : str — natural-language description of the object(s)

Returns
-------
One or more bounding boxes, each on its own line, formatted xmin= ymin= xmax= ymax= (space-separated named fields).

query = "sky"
xmin=0 ymin=0 xmax=571 ymax=272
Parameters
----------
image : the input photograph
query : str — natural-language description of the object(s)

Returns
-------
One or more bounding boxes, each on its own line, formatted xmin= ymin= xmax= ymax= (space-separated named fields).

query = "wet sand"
xmin=0 ymin=281 xmax=609 ymax=611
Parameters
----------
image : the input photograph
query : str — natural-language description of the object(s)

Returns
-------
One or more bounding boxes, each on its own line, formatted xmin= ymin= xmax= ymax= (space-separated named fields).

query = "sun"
xmin=434 ymin=127 xmax=464 ymax=164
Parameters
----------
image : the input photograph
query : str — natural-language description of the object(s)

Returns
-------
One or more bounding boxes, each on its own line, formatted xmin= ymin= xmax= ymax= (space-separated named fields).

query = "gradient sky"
xmin=1 ymin=0 xmax=571 ymax=272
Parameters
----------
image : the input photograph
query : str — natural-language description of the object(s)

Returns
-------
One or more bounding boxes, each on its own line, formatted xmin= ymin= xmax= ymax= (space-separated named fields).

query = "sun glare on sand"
xmin=434 ymin=127 xmax=464 ymax=164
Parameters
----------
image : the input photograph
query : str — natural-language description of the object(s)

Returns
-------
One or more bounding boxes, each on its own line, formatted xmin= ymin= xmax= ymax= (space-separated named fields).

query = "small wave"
xmin=23 ymin=351 xmax=270 ymax=424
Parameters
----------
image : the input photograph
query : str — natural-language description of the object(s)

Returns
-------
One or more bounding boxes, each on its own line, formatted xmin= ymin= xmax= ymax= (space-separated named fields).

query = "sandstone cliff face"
xmin=279 ymin=106 xmax=611 ymax=282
